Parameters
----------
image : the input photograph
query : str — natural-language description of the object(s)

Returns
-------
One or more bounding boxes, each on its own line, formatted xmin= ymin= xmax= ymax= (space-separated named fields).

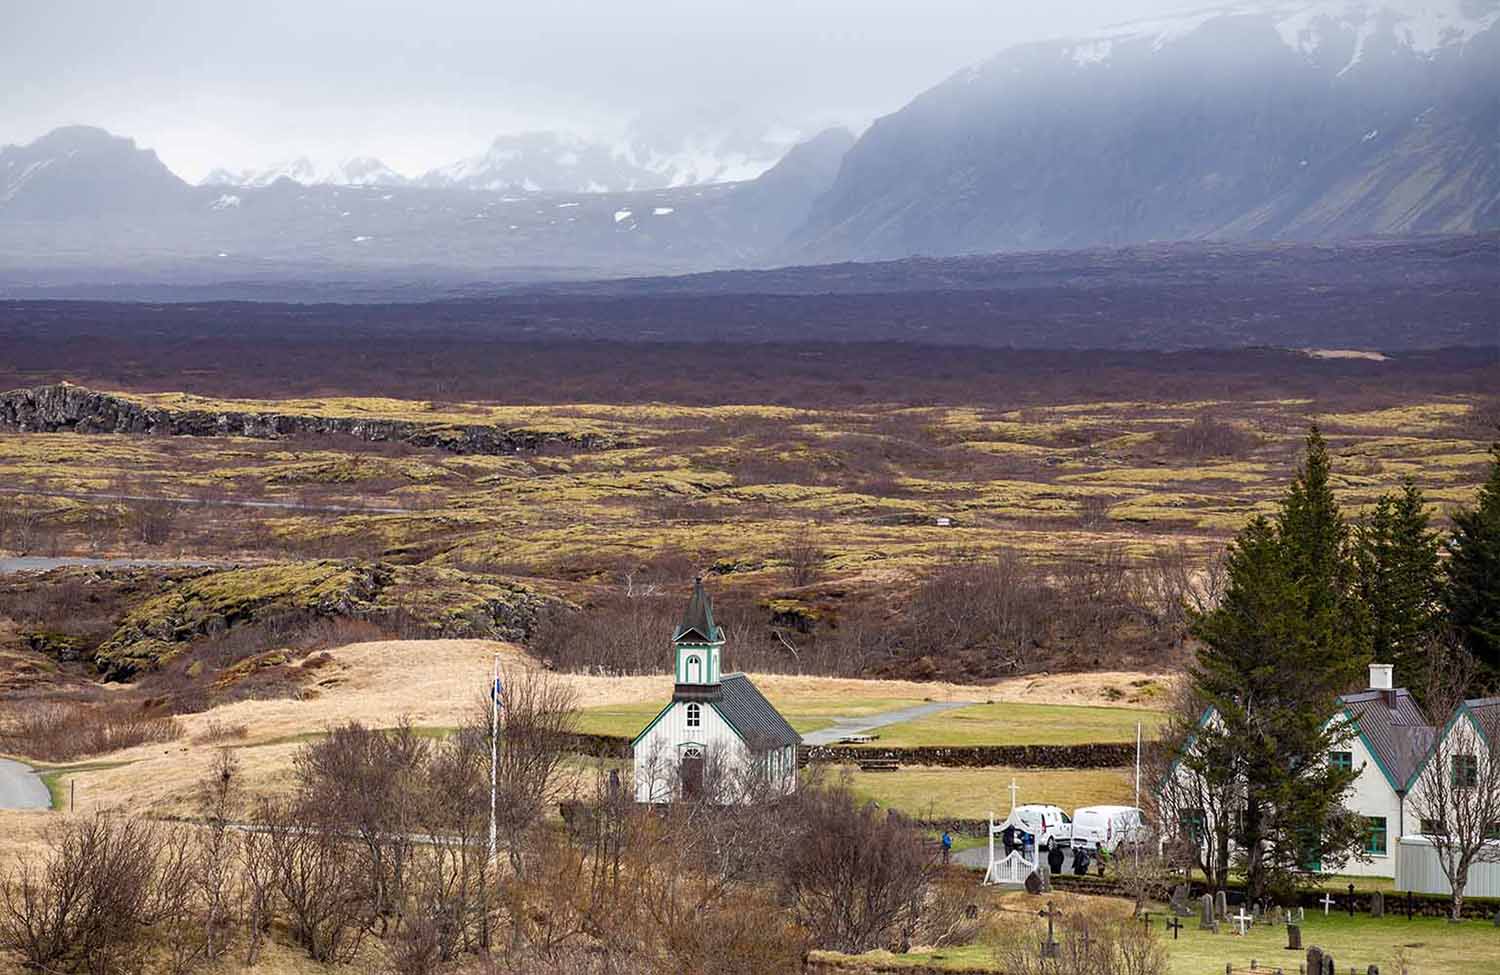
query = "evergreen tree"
xmin=1275 ymin=426 xmax=1369 ymax=688
xmin=1445 ymin=444 xmax=1500 ymax=683
xmin=1355 ymin=478 xmax=1442 ymax=692
xmin=1189 ymin=428 xmax=1368 ymax=902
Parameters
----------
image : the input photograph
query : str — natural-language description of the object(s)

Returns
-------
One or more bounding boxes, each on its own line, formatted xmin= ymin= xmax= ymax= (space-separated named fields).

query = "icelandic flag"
xmin=491 ymin=675 xmax=504 ymax=707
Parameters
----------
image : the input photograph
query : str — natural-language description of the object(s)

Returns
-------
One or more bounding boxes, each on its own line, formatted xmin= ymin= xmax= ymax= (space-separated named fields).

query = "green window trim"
xmin=1365 ymin=817 xmax=1388 ymax=856
xmin=1453 ymin=754 xmax=1479 ymax=789
xmin=1329 ymin=751 xmax=1353 ymax=772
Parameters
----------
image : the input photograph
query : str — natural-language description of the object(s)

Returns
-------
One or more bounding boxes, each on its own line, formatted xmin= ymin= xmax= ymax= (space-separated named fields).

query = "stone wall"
xmin=800 ymin=742 xmax=1136 ymax=769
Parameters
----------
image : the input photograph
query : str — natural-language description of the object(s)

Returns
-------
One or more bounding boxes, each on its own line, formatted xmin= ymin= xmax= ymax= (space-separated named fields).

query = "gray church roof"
xmin=1339 ymin=687 xmax=1433 ymax=791
xmin=674 ymin=576 xmax=722 ymax=643
xmin=718 ymin=673 xmax=801 ymax=749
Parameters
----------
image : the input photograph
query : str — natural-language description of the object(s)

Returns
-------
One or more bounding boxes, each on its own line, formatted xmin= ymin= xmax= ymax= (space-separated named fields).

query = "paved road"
xmin=954 ymin=843 xmax=1083 ymax=875
xmin=801 ymin=700 xmax=970 ymax=746
xmin=0 ymin=758 xmax=50 ymax=810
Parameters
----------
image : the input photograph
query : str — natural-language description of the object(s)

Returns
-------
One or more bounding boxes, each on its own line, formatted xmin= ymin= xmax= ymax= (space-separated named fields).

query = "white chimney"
xmin=1369 ymin=663 xmax=1394 ymax=692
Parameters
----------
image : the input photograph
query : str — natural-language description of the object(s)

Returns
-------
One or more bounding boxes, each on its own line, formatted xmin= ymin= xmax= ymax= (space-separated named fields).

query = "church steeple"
xmin=673 ymin=577 xmax=723 ymax=690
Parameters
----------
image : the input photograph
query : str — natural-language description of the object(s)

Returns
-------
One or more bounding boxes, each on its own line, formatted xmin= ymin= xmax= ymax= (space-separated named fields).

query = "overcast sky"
xmin=3 ymin=0 xmax=1190 ymax=181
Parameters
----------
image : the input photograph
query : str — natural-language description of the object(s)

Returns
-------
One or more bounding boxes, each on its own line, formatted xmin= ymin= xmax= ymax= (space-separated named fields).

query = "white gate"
xmin=984 ymin=850 xmax=1036 ymax=886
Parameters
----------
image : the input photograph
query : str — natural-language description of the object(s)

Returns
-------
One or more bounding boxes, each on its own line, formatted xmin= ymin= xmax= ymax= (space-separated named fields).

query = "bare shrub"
xmin=192 ymin=718 xmax=249 ymax=744
xmin=295 ymin=720 xmax=429 ymax=932
xmin=1076 ymin=493 xmax=1113 ymax=529
xmin=0 ymin=813 xmax=163 ymax=974
xmin=781 ymin=774 xmax=939 ymax=953
xmin=1155 ymin=415 xmax=1261 ymax=459
xmin=0 ymin=701 xmax=183 ymax=762
xmin=130 ymin=497 xmax=182 ymax=546
xmin=989 ymin=900 xmax=1166 ymax=975
xmin=259 ymin=798 xmax=374 ymax=963
xmin=780 ymin=523 xmax=826 ymax=588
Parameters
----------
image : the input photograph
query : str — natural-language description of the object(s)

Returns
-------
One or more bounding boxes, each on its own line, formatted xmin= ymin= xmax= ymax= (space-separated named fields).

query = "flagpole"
xmin=489 ymin=654 xmax=499 ymax=860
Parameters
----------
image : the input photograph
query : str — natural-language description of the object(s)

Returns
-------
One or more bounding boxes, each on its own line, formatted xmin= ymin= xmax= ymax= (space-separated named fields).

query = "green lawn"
xmin=870 ymin=702 xmax=1166 ymax=748
xmin=822 ymin=910 xmax=1500 ymax=974
xmin=572 ymin=696 xmax=930 ymax=740
xmin=838 ymin=764 xmax=1134 ymax=821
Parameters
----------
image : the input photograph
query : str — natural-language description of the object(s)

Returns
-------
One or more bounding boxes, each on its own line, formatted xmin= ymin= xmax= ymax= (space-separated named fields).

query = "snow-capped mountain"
xmin=1 ymin=126 xmax=190 ymax=217
xmin=202 ymin=156 xmax=409 ymax=188
xmin=790 ymin=0 xmax=1500 ymax=261
xmin=418 ymin=127 xmax=790 ymax=194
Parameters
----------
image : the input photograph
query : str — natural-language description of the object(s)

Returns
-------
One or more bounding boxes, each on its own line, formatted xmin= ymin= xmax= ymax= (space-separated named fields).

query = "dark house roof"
xmin=674 ymin=577 xmax=722 ymax=644
xmin=717 ymin=673 xmax=801 ymax=749
xmin=1460 ymin=697 xmax=1500 ymax=744
xmin=1339 ymin=687 xmax=1433 ymax=791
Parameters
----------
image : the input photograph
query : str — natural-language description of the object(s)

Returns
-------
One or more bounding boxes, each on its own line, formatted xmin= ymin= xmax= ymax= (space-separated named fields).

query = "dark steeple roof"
xmin=674 ymin=576 xmax=721 ymax=643
xmin=718 ymin=673 xmax=801 ymax=748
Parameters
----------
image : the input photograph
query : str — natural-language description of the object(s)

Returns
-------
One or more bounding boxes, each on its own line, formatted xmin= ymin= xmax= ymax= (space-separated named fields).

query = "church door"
xmin=681 ymin=746 xmax=704 ymax=800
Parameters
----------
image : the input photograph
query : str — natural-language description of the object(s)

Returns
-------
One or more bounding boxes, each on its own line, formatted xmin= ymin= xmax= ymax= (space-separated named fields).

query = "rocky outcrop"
xmin=0 ymin=384 xmax=616 ymax=455
xmin=91 ymin=560 xmax=568 ymax=680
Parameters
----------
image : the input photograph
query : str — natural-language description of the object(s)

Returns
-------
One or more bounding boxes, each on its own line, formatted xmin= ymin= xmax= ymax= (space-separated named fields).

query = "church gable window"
xmin=686 ymin=702 xmax=701 ymax=728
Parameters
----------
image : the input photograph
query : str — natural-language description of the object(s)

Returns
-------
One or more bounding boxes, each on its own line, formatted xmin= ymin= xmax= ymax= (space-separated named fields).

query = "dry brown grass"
xmin=21 ymin=637 xmax=1174 ymax=820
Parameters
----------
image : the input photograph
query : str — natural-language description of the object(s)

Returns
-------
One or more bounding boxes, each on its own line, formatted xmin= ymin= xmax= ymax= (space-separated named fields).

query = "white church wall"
xmin=633 ymin=699 xmax=748 ymax=803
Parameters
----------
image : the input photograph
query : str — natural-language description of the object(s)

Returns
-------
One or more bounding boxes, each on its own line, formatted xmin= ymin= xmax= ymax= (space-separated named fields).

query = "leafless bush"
xmin=0 ymin=813 xmax=163 ymax=974
xmin=0 ymin=504 xmax=48 ymax=556
xmin=130 ymin=497 xmax=182 ymax=546
xmin=1154 ymin=415 xmax=1261 ymax=459
xmin=0 ymin=701 xmax=183 ymax=762
xmin=781 ymin=774 xmax=939 ymax=953
xmin=295 ymin=720 xmax=429 ymax=932
xmin=259 ymin=797 xmax=374 ymax=963
xmin=781 ymin=523 xmax=827 ymax=588
xmin=192 ymin=718 xmax=249 ymax=744
xmin=1076 ymin=494 xmax=1113 ymax=529
xmin=989 ymin=900 xmax=1166 ymax=975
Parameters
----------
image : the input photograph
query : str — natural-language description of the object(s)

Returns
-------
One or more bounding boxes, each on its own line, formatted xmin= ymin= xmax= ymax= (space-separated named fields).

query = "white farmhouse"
xmin=1163 ymin=664 xmax=1433 ymax=881
xmin=632 ymin=578 xmax=801 ymax=803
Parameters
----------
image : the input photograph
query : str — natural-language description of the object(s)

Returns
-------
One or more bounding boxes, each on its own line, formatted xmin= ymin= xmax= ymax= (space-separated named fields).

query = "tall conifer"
xmin=1445 ymin=444 xmax=1500 ymax=683
xmin=1189 ymin=429 xmax=1366 ymax=901
xmin=1355 ymin=478 xmax=1441 ymax=692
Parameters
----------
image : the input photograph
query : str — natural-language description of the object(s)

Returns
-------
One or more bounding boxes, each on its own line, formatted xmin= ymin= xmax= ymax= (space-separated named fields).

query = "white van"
xmin=1070 ymin=805 xmax=1147 ymax=855
xmin=1002 ymin=804 xmax=1073 ymax=852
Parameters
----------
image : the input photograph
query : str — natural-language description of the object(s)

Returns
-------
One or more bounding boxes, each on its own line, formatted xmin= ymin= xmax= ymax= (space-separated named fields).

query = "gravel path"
xmin=801 ymin=700 xmax=970 ymax=745
xmin=0 ymin=757 xmax=50 ymax=810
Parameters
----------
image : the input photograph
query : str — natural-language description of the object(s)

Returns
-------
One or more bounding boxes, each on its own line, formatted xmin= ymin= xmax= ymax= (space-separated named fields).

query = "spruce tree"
xmin=1356 ymin=478 xmax=1442 ymax=692
xmin=1189 ymin=428 xmax=1367 ymax=902
xmin=1275 ymin=426 xmax=1369 ymax=689
xmin=1444 ymin=444 xmax=1500 ymax=683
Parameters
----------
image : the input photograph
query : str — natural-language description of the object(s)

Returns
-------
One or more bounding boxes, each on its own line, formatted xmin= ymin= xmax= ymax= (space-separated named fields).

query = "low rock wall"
xmin=800 ymin=742 xmax=1136 ymax=769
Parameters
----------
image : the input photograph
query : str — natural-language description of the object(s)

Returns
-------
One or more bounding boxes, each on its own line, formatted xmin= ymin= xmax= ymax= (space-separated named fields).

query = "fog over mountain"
xmin=3 ymin=0 xmax=1498 ymax=292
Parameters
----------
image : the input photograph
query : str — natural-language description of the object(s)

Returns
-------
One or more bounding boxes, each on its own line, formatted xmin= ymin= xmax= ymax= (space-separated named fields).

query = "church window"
xmin=686 ymin=703 xmax=701 ymax=728
xmin=686 ymin=655 xmax=702 ymax=683
xmin=1454 ymin=754 xmax=1479 ymax=789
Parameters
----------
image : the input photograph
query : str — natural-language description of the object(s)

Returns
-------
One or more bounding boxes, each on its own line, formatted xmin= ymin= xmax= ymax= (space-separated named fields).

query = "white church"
xmin=631 ymin=578 xmax=801 ymax=803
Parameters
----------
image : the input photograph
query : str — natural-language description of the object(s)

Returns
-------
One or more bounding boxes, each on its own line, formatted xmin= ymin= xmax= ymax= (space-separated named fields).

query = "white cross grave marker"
xmin=1232 ymin=906 xmax=1252 ymax=935
xmin=1320 ymin=893 xmax=1335 ymax=916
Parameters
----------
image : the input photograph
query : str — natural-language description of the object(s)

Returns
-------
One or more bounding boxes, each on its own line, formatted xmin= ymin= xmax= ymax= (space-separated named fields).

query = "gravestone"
xmin=1322 ymin=953 xmax=1336 ymax=975
xmin=1038 ymin=864 xmax=1052 ymax=893
xmin=1216 ymin=890 xmax=1229 ymax=919
xmin=1306 ymin=946 xmax=1324 ymax=975
xmin=1170 ymin=884 xmax=1192 ymax=916
xmin=1492 ymin=908 xmax=1500 ymax=927
xmin=1287 ymin=924 xmax=1302 ymax=950
xmin=1254 ymin=902 xmax=1264 ymax=923
xmin=1025 ymin=870 xmax=1043 ymax=895
xmin=1200 ymin=894 xmax=1216 ymax=931
xmin=1370 ymin=891 xmax=1384 ymax=918
xmin=1367 ymin=967 xmax=1380 ymax=975
xmin=1295 ymin=906 xmax=1305 ymax=923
